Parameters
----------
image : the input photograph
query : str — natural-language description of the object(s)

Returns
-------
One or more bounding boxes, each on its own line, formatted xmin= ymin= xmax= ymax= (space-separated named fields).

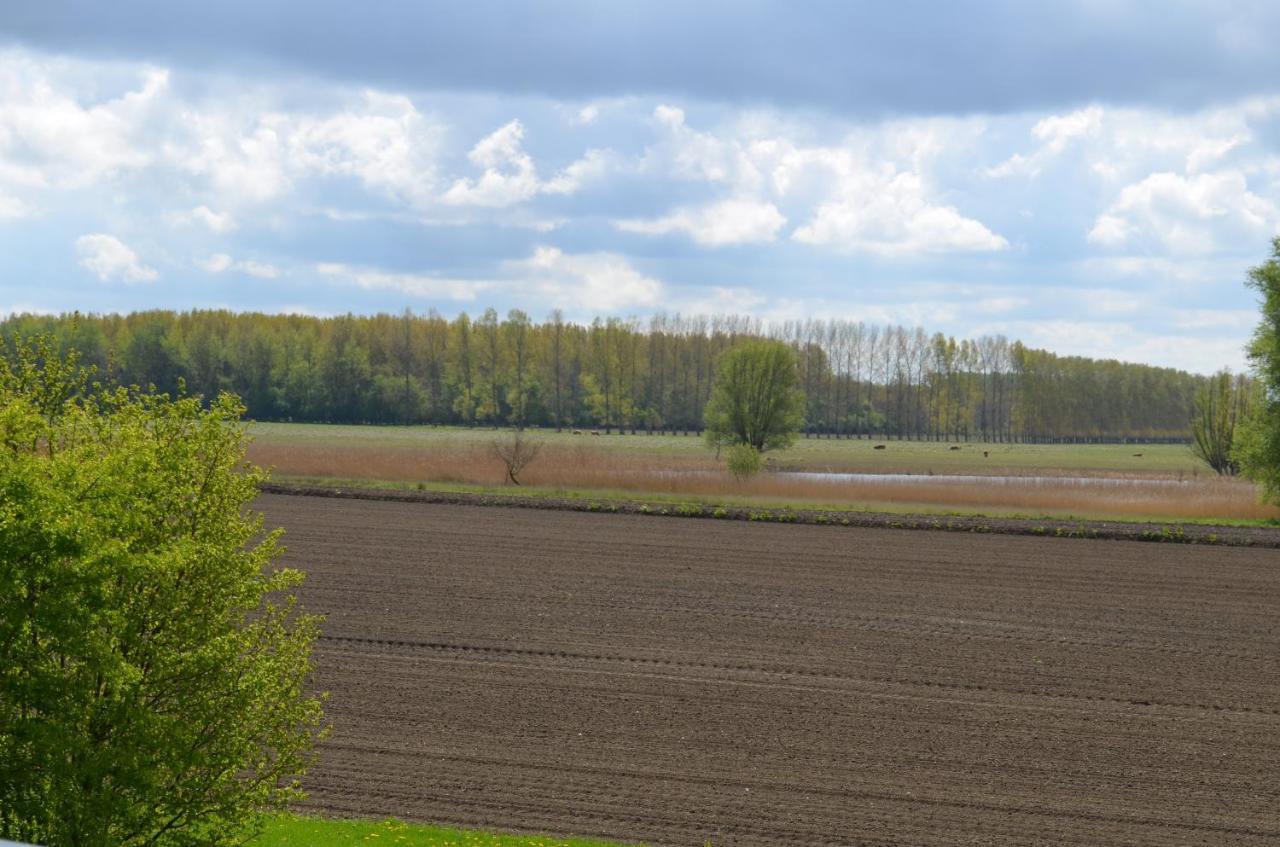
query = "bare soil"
xmin=262 ymin=492 xmax=1280 ymax=846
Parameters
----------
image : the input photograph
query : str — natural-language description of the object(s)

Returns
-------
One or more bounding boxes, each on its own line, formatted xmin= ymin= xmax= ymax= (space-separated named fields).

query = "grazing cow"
xmin=1132 ymin=452 xmax=1143 ymax=457
xmin=571 ymin=429 xmax=583 ymax=435
xmin=949 ymin=445 xmax=961 ymax=451
xmin=591 ymin=430 xmax=601 ymax=436
xmin=873 ymin=443 xmax=887 ymax=450
xmin=983 ymin=450 xmax=990 ymax=458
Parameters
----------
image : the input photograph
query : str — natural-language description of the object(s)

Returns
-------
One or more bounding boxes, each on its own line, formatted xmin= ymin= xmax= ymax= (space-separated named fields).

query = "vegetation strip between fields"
xmin=257 ymin=482 xmax=1280 ymax=548
xmin=251 ymin=813 xmax=638 ymax=846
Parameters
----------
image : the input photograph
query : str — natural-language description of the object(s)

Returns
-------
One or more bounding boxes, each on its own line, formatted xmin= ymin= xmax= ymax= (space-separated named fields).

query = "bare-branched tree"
xmin=492 ymin=429 xmax=543 ymax=485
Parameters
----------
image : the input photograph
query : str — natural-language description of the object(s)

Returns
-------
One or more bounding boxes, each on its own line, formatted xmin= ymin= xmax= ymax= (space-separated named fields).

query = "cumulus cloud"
xmin=443 ymin=120 xmax=608 ymax=206
xmin=0 ymin=56 xmax=166 ymax=190
xmin=643 ymin=106 xmax=1005 ymax=255
xmin=507 ymin=246 xmax=665 ymax=312
xmin=285 ymin=91 xmax=442 ymax=206
xmin=75 ymin=233 xmax=158 ymax=283
xmin=616 ymin=198 xmax=786 ymax=246
xmin=1087 ymin=170 xmax=1278 ymax=253
xmin=792 ymin=170 xmax=1008 ymax=254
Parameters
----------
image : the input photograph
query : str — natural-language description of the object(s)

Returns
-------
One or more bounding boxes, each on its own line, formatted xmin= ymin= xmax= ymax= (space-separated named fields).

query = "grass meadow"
xmin=251 ymin=816 xmax=636 ymax=847
xmin=246 ymin=423 xmax=1279 ymax=523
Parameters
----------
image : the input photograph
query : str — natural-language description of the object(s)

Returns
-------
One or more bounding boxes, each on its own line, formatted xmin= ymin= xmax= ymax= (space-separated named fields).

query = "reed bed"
xmin=246 ymin=441 xmax=1279 ymax=522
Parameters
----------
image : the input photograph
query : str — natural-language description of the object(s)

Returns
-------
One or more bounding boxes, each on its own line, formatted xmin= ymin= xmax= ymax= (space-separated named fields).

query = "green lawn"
xmin=249 ymin=815 xmax=639 ymax=847
xmin=248 ymin=422 xmax=1202 ymax=477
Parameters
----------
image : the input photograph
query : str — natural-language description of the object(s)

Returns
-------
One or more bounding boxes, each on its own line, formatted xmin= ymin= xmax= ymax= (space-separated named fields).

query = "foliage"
xmin=1236 ymin=237 xmax=1280 ymax=503
xmin=724 ymin=443 xmax=763 ymax=480
xmin=0 ymin=336 xmax=325 ymax=847
xmin=704 ymin=339 xmax=805 ymax=452
xmin=491 ymin=429 xmax=543 ymax=485
xmin=1190 ymin=370 xmax=1252 ymax=475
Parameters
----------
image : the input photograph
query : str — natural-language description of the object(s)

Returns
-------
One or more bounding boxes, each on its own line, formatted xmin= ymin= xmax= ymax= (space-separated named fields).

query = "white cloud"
xmin=442 ymin=120 xmax=540 ymax=207
xmin=187 ymin=205 xmax=237 ymax=233
xmin=443 ymin=120 xmax=608 ymax=206
xmin=507 ymin=246 xmax=665 ymax=312
xmin=75 ymin=233 xmax=157 ymax=283
xmin=1087 ymin=170 xmax=1279 ymax=253
xmin=284 ymin=91 xmax=441 ymax=206
xmin=199 ymin=253 xmax=280 ymax=278
xmin=647 ymin=104 xmax=760 ymax=188
xmin=793 ymin=169 xmax=1008 ymax=254
xmin=643 ymin=107 xmax=1004 ymax=255
xmin=0 ymin=56 xmax=167 ymax=190
xmin=541 ymin=148 xmax=614 ymax=195
xmin=616 ymin=198 xmax=786 ymax=246
xmin=316 ymin=262 xmax=493 ymax=300
xmin=987 ymin=106 xmax=1103 ymax=178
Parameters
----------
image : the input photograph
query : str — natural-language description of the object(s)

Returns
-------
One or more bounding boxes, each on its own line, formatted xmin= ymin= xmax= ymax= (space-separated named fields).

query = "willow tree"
xmin=1190 ymin=370 xmax=1251 ymax=475
xmin=704 ymin=339 xmax=805 ymax=458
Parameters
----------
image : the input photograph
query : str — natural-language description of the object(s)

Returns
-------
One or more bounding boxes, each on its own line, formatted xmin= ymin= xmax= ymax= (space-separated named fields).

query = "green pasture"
xmin=248 ymin=422 xmax=1204 ymax=477
xmin=249 ymin=815 xmax=638 ymax=847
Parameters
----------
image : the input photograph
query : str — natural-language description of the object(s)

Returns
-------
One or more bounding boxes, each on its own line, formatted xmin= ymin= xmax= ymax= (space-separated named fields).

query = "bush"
xmin=725 ymin=443 xmax=763 ymax=481
xmin=0 ymin=337 xmax=325 ymax=847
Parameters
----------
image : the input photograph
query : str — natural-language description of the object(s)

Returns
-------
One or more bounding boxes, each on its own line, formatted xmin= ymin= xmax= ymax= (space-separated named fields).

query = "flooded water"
xmin=779 ymin=471 xmax=1193 ymax=489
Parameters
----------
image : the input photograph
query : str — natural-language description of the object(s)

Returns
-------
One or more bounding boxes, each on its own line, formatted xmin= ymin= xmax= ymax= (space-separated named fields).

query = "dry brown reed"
xmin=246 ymin=442 xmax=1280 ymax=522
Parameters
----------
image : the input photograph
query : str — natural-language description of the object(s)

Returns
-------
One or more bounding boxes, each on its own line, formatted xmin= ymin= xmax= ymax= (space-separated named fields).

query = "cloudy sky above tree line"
xmin=2 ymin=1 xmax=1279 ymax=372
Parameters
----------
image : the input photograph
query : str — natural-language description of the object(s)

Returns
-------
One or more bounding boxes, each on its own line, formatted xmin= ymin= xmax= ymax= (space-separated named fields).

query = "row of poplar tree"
xmin=0 ymin=308 xmax=1203 ymax=442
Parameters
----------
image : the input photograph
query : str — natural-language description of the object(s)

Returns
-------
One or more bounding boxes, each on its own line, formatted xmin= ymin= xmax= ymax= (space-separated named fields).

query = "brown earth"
xmin=261 ymin=492 xmax=1280 ymax=847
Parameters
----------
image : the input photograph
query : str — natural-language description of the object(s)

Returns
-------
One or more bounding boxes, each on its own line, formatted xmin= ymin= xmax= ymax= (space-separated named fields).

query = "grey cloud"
xmin=4 ymin=1 xmax=1279 ymax=117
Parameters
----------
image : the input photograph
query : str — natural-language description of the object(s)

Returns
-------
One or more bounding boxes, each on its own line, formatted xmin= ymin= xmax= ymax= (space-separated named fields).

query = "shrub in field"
xmin=491 ymin=429 xmax=542 ymax=485
xmin=0 ymin=336 xmax=325 ymax=847
xmin=725 ymin=443 xmax=763 ymax=480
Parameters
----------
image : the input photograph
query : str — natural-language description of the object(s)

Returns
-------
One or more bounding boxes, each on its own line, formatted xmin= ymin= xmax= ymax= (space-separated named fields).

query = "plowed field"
xmin=261 ymin=493 xmax=1280 ymax=847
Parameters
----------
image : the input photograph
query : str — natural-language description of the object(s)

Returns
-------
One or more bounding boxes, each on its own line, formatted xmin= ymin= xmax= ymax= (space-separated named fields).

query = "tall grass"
xmin=247 ymin=442 xmax=1279 ymax=522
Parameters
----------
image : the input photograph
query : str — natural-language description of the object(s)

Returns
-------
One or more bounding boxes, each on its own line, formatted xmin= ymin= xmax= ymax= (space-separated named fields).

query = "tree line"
xmin=0 ymin=309 xmax=1205 ymax=442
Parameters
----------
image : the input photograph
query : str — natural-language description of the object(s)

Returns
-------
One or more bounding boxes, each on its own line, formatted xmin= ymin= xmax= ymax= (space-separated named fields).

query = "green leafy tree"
xmin=0 ymin=336 xmax=325 ymax=847
xmin=1236 ymin=238 xmax=1280 ymax=501
xmin=704 ymin=339 xmax=805 ymax=453
xmin=1190 ymin=370 xmax=1252 ymax=475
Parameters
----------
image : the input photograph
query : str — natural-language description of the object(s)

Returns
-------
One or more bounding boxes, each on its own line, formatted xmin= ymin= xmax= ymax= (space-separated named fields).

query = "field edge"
xmin=256 ymin=481 xmax=1280 ymax=548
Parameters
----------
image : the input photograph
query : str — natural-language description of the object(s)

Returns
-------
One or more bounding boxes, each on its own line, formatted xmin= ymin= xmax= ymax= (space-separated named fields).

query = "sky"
xmin=1 ymin=1 xmax=1278 ymax=373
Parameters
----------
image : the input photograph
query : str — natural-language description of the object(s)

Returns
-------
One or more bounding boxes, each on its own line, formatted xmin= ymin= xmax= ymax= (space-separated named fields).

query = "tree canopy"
xmin=704 ymin=339 xmax=805 ymax=453
xmin=0 ymin=309 xmax=1205 ymax=442
xmin=0 ymin=336 xmax=325 ymax=847
xmin=1236 ymin=238 xmax=1280 ymax=502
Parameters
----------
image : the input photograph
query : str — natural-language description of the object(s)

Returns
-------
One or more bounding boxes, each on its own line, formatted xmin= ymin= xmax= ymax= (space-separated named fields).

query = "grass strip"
xmin=250 ymin=814 xmax=639 ymax=847
xmin=258 ymin=479 xmax=1280 ymax=548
